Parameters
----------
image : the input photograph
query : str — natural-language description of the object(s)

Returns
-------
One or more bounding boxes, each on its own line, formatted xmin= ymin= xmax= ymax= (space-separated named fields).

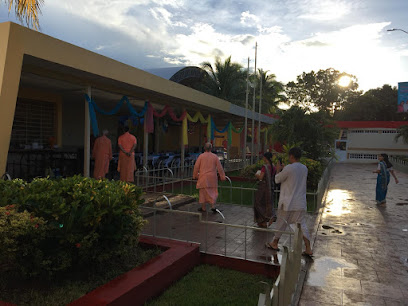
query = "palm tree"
xmin=5 ymin=0 xmax=43 ymax=30
xmin=257 ymin=68 xmax=286 ymax=114
xmin=199 ymin=56 xmax=247 ymax=106
xmin=395 ymin=125 xmax=408 ymax=144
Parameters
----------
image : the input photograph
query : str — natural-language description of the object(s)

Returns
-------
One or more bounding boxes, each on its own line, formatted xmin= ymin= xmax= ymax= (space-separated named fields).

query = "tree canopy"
xmin=257 ymin=68 xmax=287 ymax=114
xmin=395 ymin=125 xmax=408 ymax=144
xmin=4 ymin=0 xmax=43 ymax=29
xmin=336 ymin=84 xmax=408 ymax=121
xmin=199 ymin=56 xmax=247 ymax=107
xmin=269 ymin=106 xmax=338 ymax=160
xmin=286 ymin=68 xmax=360 ymax=114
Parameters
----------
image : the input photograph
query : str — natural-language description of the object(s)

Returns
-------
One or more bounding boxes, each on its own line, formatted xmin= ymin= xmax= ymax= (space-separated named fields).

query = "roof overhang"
xmin=0 ymin=22 xmax=275 ymax=125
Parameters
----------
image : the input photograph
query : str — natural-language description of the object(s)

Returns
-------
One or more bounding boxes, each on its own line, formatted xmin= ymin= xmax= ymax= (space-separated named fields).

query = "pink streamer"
xmin=146 ymin=102 xmax=188 ymax=133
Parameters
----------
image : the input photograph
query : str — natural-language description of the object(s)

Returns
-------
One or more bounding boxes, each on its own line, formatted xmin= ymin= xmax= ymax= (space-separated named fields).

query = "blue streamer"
xmin=84 ymin=94 xmax=149 ymax=137
xmin=211 ymin=117 xmax=229 ymax=134
xmin=85 ymin=95 xmax=100 ymax=136
xmin=126 ymin=99 xmax=148 ymax=118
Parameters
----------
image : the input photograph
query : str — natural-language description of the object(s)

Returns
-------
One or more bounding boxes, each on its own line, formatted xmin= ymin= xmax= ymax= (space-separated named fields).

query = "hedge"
xmin=0 ymin=176 xmax=145 ymax=278
xmin=239 ymin=155 xmax=323 ymax=190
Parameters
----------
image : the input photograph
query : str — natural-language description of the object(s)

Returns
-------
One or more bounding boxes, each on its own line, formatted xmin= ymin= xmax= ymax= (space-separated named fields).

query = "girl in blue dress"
xmin=373 ymin=154 xmax=398 ymax=205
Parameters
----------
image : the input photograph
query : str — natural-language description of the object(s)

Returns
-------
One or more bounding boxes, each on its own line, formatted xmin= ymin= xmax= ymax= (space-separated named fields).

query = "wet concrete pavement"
xmin=299 ymin=163 xmax=408 ymax=306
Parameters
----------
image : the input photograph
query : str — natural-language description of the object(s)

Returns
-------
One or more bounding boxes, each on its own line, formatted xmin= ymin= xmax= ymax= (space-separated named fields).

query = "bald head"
xmin=102 ymin=129 xmax=109 ymax=136
xmin=204 ymin=142 xmax=212 ymax=152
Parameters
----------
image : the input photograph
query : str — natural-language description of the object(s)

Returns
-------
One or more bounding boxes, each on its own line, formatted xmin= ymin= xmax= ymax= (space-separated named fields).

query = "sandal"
xmin=265 ymin=243 xmax=280 ymax=251
xmin=302 ymin=251 xmax=314 ymax=258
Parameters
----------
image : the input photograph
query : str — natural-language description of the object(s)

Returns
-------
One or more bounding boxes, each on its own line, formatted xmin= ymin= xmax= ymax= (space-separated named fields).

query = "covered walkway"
xmin=0 ymin=22 xmax=274 ymax=180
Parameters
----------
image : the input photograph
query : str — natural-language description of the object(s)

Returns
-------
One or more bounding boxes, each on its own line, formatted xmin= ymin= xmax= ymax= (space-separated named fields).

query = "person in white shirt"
xmin=265 ymin=147 xmax=313 ymax=256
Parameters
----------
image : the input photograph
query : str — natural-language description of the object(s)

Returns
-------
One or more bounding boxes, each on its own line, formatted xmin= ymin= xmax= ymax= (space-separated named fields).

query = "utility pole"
xmin=251 ymin=42 xmax=257 ymax=165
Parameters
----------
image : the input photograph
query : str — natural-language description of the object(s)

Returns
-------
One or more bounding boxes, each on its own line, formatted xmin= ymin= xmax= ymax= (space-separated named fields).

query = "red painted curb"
xmin=201 ymin=253 xmax=279 ymax=279
xmin=70 ymin=236 xmax=200 ymax=306
xmin=1 ymin=236 xmax=278 ymax=305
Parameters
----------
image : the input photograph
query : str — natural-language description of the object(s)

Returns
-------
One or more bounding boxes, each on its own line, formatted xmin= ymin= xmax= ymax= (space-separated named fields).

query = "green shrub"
xmin=0 ymin=176 xmax=146 ymax=278
xmin=239 ymin=155 xmax=323 ymax=190
xmin=0 ymin=205 xmax=46 ymax=277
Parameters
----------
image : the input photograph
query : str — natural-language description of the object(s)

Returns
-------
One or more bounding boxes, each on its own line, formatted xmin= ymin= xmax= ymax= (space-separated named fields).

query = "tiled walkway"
xmin=300 ymin=163 xmax=408 ymax=306
xmin=141 ymin=200 xmax=317 ymax=265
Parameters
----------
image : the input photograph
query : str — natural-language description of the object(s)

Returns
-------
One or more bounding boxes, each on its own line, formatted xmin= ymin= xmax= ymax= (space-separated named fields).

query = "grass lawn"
xmin=146 ymin=264 xmax=275 ymax=306
xmin=0 ymin=246 xmax=162 ymax=306
xmin=173 ymin=180 xmax=318 ymax=211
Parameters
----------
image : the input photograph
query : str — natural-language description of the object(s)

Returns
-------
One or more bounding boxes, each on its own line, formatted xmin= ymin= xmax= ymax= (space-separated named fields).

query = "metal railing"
xmin=390 ymin=156 xmax=408 ymax=173
xmin=138 ymin=157 xmax=336 ymax=214
xmin=142 ymin=196 xmax=305 ymax=305
xmin=315 ymin=158 xmax=335 ymax=210
xmin=141 ymin=198 xmax=295 ymax=261
xmin=258 ymin=224 xmax=303 ymax=306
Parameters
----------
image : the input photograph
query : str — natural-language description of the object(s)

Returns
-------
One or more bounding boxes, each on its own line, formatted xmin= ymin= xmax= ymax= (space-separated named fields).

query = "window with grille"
xmin=9 ymin=99 xmax=57 ymax=149
xmin=349 ymin=153 xmax=378 ymax=160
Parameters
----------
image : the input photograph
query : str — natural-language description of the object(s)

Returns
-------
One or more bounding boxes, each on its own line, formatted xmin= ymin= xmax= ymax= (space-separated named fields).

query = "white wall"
xmin=345 ymin=128 xmax=408 ymax=163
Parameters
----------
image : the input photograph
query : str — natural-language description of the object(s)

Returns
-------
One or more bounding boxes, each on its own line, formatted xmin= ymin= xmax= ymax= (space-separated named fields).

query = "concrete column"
xmin=0 ymin=23 xmax=24 ymax=176
xmin=143 ymin=113 xmax=148 ymax=169
xmin=83 ymin=86 xmax=91 ymax=177
xmin=180 ymin=109 xmax=186 ymax=174
xmin=154 ymin=119 xmax=160 ymax=154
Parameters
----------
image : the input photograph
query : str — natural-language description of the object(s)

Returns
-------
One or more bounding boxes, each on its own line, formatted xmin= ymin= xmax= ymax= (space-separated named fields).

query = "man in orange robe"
xmin=117 ymin=126 xmax=137 ymax=182
xmin=92 ymin=129 xmax=112 ymax=179
xmin=193 ymin=142 xmax=226 ymax=212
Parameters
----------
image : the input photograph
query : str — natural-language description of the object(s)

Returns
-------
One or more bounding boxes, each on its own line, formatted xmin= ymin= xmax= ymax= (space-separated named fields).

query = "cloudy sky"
xmin=1 ymin=0 xmax=408 ymax=91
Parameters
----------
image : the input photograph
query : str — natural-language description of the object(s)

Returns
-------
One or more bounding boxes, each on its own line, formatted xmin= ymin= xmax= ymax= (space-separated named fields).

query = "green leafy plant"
xmin=0 ymin=205 xmax=46 ymax=276
xmin=0 ymin=176 xmax=146 ymax=278
xmin=239 ymin=152 xmax=323 ymax=190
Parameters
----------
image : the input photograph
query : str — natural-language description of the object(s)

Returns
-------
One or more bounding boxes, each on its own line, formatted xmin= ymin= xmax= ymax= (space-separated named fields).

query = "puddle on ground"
xmin=306 ymin=256 xmax=357 ymax=287
xmin=215 ymin=236 xmax=222 ymax=239
xmin=321 ymin=224 xmax=345 ymax=235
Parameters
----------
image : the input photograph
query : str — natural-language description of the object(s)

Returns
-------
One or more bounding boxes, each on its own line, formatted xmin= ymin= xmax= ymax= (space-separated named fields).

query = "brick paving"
xmin=299 ymin=163 xmax=408 ymax=306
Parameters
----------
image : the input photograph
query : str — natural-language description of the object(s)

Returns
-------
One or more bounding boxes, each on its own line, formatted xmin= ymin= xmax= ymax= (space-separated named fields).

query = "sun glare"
xmin=338 ymin=75 xmax=351 ymax=87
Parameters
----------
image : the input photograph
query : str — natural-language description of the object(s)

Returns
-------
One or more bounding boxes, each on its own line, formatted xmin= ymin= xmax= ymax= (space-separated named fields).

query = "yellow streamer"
xmin=187 ymin=111 xmax=208 ymax=123
xmin=183 ymin=112 xmax=211 ymax=146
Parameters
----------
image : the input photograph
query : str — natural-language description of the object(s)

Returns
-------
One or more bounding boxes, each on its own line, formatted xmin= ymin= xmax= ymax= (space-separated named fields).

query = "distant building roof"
xmin=144 ymin=67 xmax=186 ymax=80
xmin=337 ymin=121 xmax=408 ymax=128
xmin=144 ymin=66 xmax=205 ymax=84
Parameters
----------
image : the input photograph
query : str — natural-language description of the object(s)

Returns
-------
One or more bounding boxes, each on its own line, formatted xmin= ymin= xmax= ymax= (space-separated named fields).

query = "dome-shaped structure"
xmin=145 ymin=66 xmax=206 ymax=88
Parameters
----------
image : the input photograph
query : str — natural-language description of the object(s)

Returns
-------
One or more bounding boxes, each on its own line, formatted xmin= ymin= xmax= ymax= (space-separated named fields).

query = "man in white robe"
xmin=266 ymin=147 xmax=313 ymax=256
